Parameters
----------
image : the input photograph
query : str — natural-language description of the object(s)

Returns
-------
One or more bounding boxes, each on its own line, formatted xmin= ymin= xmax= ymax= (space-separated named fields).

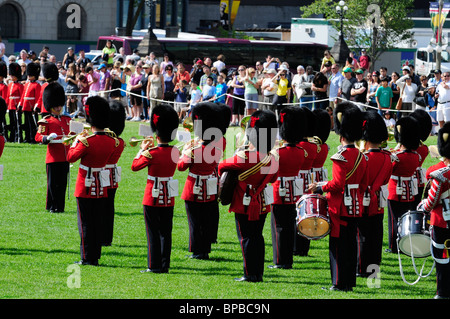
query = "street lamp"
xmin=427 ymin=0 xmax=446 ymax=70
xmin=145 ymin=0 xmax=157 ymax=30
xmin=335 ymin=0 xmax=348 ymax=36
xmin=330 ymin=0 xmax=350 ymax=65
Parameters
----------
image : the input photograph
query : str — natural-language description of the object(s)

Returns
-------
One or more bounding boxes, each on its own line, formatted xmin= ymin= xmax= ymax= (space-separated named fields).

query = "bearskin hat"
xmin=278 ymin=106 xmax=306 ymax=144
xmin=43 ymin=82 xmax=65 ymax=111
xmin=8 ymin=62 xmax=21 ymax=79
xmin=313 ymin=108 xmax=331 ymax=144
xmin=409 ymin=109 xmax=432 ymax=142
xmin=246 ymin=109 xmax=278 ymax=153
xmin=438 ymin=122 xmax=450 ymax=159
xmin=191 ymin=102 xmax=224 ymax=142
xmin=26 ymin=62 xmax=40 ymax=78
xmin=361 ymin=111 xmax=388 ymax=144
xmin=42 ymin=63 xmax=59 ymax=83
xmin=108 ymin=100 xmax=126 ymax=137
xmin=302 ymin=106 xmax=317 ymax=138
xmin=394 ymin=115 xmax=420 ymax=150
xmin=85 ymin=96 xmax=110 ymax=130
xmin=211 ymin=102 xmax=231 ymax=136
xmin=0 ymin=61 xmax=7 ymax=78
xmin=150 ymin=103 xmax=179 ymax=142
xmin=334 ymin=101 xmax=364 ymax=142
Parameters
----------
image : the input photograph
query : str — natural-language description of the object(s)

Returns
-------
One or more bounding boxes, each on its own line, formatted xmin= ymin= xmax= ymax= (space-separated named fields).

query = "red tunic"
xmin=322 ymin=145 xmax=368 ymax=236
xmin=6 ymin=81 xmax=23 ymax=110
xmin=364 ymin=148 xmax=394 ymax=216
xmin=0 ymin=134 xmax=5 ymax=158
xmin=311 ymin=142 xmax=329 ymax=183
xmin=36 ymin=82 xmax=49 ymax=113
xmin=297 ymin=139 xmax=317 ymax=194
xmin=105 ymin=137 xmax=125 ymax=189
xmin=414 ymin=143 xmax=429 ymax=188
xmin=67 ymin=132 xmax=118 ymax=199
xmin=272 ymin=143 xmax=306 ymax=205
xmin=387 ymin=149 xmax=421 ymax=202
xmin=19 ymin=81 xmax=41 ymax=112
xmin=0 ymin=82 xmax=7 ymax=101
xmin=178 ymin=142 xmax=223 ymax=202
xmin=218 ymin=149 xmax=279 ymax=221
xmin=35 ymin=114 xmax=71 ymax=163
xmin=131 ymin=144 xmax=180 ymax=207
xmin=422 ymin=164 xmax=450 ymax=228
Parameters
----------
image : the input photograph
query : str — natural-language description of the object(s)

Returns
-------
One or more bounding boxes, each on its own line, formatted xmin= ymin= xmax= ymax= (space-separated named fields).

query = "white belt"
xmin=105 ymin=164 xmax=116 ymax=169
xmin=24 ymin=97 xmax=35 ymax=100
xmin=79 ymin=164 xmax=104 ymax=172
xmin=347 ymin=184 xmax=359 ymax=190
xmin=9 ymin=96 xmax=20 ymax=99
xmin=147 ymin=175 xmax=173 ymax=182
xmin=277 ymin=176 xmax=296 ymax=181
xmin=298 ymin=170 xmax=310 ymax=174
xmin=188 ymin=172 xmax=215 ymax=180
xmin=390 ymin=175 xmax=413 ymax=181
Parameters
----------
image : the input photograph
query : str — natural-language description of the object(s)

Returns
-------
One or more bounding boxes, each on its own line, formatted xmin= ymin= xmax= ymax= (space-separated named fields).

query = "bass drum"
xmin=397 ymin=210 xmax=431 ymax=258
xmin=296 ymin=194 xmax=330 ymax=240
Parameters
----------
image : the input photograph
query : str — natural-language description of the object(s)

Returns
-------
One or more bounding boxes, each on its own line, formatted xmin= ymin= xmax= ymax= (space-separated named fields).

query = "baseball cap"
xmin=343 ymin=67 xmax=352 ymax=73
xmin=402 ymin=66 xmax=410 ymax=71
xmin=355 ymin=69 xmax=364 ymax=74
xmin=98 ymin=63 xmax=106 ymax=70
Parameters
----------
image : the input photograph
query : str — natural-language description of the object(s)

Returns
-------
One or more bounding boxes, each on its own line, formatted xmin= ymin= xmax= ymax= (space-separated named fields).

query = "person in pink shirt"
xmin=86 ymin=66 xmax=100 ymax=96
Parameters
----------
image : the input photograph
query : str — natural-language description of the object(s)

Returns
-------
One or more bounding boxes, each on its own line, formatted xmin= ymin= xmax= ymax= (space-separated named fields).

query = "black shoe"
xmin=140 ymin=268 xmax=167 ymax=273
xmin=74 ymin=260 xmax=98 ymax=266
xmin=268 ymin=264 xmax=292 ymax=269
xmin=234 ymin=275 xmax=263 ymax=282
xmin=327 ymin=285 xmax=352 ymax=292
xmin=434 ymin=294 xmax=450 ymax=299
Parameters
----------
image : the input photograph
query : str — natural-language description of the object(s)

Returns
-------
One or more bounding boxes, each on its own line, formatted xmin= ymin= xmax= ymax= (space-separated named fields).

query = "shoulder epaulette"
xmin=236 ymin=150 xmax=248 ymax=159
xmin=37 ymin=117 xmax=49 ymax=125
xmin=430 ymin=166 xmax=450 ymax=183
xmin=78 ymin=136 xmax=89 ymax=147
xmin=330 ymin=148 xmax=348 ymax=162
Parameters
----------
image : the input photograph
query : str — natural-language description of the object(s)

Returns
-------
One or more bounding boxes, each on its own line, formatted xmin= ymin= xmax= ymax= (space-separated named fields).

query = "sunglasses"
xmin=238 ymin=69 xmax=245 ymax=71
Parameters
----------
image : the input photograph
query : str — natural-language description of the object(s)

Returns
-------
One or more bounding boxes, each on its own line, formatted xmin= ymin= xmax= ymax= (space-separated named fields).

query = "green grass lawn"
xmin=0 ymin=119 xmax=440 ymax=301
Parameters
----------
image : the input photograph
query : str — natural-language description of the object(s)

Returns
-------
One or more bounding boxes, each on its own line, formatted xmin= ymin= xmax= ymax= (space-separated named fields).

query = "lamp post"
xmin=330 ymin=0 xmax=350 ymax=66
xmin=145 ymin=0 xmax=157 ymax=30
xmin=427 ymin=0 xmax=446 ymax=70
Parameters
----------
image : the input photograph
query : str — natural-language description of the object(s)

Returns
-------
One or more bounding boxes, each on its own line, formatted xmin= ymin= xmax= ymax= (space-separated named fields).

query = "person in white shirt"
xmin=260 ymin=69 xmax=277 ymax=112
xmin=292 ymin=65 xmax=305 ymax=103
xmin=395 ymin=73 xmax=418 ymax=119
xmin=213 ymin=54 xmax=226 ymax=73
xmin=436 ymin=72 xmax=450 ymax=127
xmin=328 ymin=64 xmax=344 ymax=109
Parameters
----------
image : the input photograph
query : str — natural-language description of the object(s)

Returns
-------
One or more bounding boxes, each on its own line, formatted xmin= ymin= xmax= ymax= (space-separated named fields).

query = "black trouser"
xmin=102 ymin=188 xmax=117 ymax=246
xmin=387 ymin=199 xmax=415 ymax=253
xmin=0 ymin=102 xmax=6 ymax=135
xmin=46 ymin=162 xmax=69 ymax=212
xmin=271 ymin=204 xmax=296 ymax=266
xmin=329 ymin=217 xmax=359 ymax=290
xmin=356 ymin=214 xmax=384 ymax=276
xmin=210 ymin=199 xmax=220 ymax=244
xmin=235 ymin=212 xmax=267 ymax=279
xmin=22 ymin=111 xmax=36 ymax=143
xmin=432 ymin=225 xmax=450 ymax=297
xmin=143 ymin=205 xmax=174 ymax=271
xmin=185 ymin=200 xmax=215 ymax=255
xmin=294 ymin=232 xmax=311 ymax=256
xmin=7 ymin=110 xmax=18 ymax=142
xmin=77 ymin=197 xmax=107 ymax=263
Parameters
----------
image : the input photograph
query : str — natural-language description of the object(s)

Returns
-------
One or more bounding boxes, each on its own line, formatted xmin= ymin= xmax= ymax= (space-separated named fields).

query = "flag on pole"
xmin=220 ymin=1 xmax=240 ymax=29
xmin=430 ymin=2 xmax=450 ymax=43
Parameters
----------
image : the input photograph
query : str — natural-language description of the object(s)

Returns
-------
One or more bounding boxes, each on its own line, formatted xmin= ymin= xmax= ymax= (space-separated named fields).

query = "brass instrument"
xmin=129 ymin=136 xmax=154 ymax=147
xmin=62 ymin=123 xmax=92 ymax=145
xmin=234 ymin=116 xmax=251 ymax=150
xmin=182 ymin=116 xmax=194 ymax=133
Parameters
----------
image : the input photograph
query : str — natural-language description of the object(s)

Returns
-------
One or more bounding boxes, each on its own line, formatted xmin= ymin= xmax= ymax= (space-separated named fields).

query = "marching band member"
xmin=178 ymin=102 xmax=225 ymax=260
xmin=19 ymin=62 xmax=41 ymax=143
xmin=67 ymin=96 xmax=118 ymax=266
xmin=386 ymin=115 xmax=421 ymax=254
xmin=0 ymin=62 xmax=7 ymax=136
xmin=294 ymin=107 xmax=316 ymax=256
xmin=0 ymin=98 xmax=5 ymax=159
xmin=36 ymin=63 xmax=59 ymax=118
xmin=409 ymin=109 xmax=432 ymax=208
xmin=209 ymin=102 xmax=231 ymax=244
xmin=131 ymin=103 xmax=180 ymax=273
xmin=269 ymin=106 xmax=306 ymax=269
xmin=6 ymin=62 xmax=23 ymax=143
xmin=35 ymin=82 xmax=72 ymax=213
xmin=102 ymin=100 xmax=126 ymax=246
xmin=311 ymin=108 xmax=331 ymax=183
xmin=357 ymin=111 xmax=393 ymax=277
xmin=418 ymin=122 xmax=450 ymax=299
xmin=218 ymin=110 xmax=279 ymax=282
xmin=308 ymin=101 xmax=368 ymax=292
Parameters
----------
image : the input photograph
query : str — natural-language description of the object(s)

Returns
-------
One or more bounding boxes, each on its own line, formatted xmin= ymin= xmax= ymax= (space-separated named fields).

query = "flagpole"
xmin=437 ymin=0 xmax=444 ymax=70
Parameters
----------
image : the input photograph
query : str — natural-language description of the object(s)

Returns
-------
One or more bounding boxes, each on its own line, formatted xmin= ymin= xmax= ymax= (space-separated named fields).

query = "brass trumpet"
xmin=62 ymin=129 xmax=91 ymax=145
xmin=129 ymin=136 xmax=154 ymax=147
xmin=182 ymin=116 xmax=194 ymax=132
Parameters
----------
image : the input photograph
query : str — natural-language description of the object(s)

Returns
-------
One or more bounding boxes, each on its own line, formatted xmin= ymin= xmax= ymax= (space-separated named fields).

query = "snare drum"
xmin=397 ymin=210 xmax=431 ymax=258
xmin=296 ymin=194 xmax=330 ymax=240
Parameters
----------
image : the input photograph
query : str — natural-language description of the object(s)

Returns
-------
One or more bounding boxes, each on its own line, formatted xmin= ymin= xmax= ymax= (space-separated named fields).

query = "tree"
xmin=125 ymin=0 xmax=146 ymax=36
xmin=300 ymin=0 xmax=415 ymax=71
